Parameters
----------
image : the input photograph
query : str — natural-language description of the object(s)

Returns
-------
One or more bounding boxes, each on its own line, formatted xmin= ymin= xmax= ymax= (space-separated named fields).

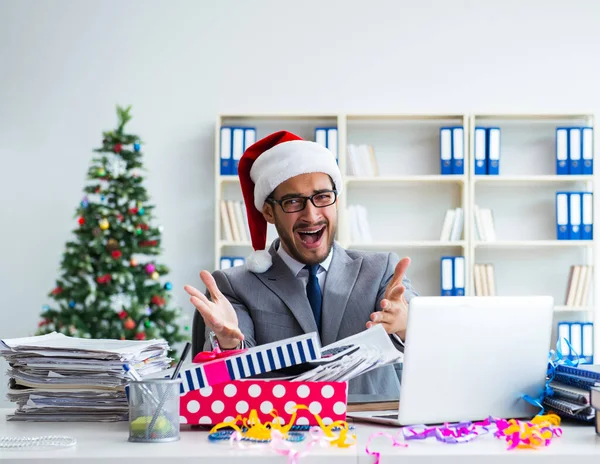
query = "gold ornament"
xmin=106 ymin=238 xmax=119 ymax=252
xmin=130 ymin=258 xmax=138 ymax=267
xmin=151 ymin=271 xmax=159 ymax=280
xmin=99 ymin=218 xmax=109 ymax=230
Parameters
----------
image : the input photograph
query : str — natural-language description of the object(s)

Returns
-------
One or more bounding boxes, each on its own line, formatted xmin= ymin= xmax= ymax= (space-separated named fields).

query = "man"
xmin=184 ymin=130 xmax=418 ymax=395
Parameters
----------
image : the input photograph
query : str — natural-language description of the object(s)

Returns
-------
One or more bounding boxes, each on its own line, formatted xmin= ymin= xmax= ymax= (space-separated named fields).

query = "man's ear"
xmin=263 ymin=203 xmax=275 ymax=224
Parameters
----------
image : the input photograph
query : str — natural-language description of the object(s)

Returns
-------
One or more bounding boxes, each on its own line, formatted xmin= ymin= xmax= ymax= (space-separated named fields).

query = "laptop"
xmin=346 ymin=295 xmax=554 ymax=426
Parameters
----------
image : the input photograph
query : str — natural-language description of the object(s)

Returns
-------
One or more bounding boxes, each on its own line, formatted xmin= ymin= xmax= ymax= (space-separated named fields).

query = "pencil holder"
xmin=128 ymin=378 xmax=182 ymax=443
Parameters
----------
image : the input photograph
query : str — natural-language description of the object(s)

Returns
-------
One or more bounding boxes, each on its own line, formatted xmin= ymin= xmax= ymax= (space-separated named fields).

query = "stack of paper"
xmin=0 ymin=332 xmax=171 ymax=422
xmin=229 ymin=324 xmax=403 ymax=383
xmin=289 ymin=324 xmax=403 ymax=382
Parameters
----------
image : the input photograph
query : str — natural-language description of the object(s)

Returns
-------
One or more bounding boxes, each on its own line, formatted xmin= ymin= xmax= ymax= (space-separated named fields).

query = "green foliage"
xmin=37 ymin=105 xmax=189 ymax=359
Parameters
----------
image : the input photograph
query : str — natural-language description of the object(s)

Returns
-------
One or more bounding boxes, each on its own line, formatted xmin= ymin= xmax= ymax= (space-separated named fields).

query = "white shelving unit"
xmin=214 ymin=112 xmax=598 ymax=359
xmin=468 ymin=113 xmax=598 ymax=356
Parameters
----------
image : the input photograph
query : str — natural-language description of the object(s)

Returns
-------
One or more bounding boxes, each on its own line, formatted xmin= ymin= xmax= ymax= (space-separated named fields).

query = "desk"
xmin=2 ymin=409 xmax=600 ymax=463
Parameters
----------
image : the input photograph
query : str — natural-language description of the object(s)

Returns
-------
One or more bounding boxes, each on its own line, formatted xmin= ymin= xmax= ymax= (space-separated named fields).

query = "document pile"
xmin=0 ymin=332 xmax=171 ymax=422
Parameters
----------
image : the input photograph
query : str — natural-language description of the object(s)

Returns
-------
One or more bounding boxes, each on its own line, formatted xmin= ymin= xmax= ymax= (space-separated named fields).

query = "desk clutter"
xmin=0 ymin=332 xmax=171 ymax=421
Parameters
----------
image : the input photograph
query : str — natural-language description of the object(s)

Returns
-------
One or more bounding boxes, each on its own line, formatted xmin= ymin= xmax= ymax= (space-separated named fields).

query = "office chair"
xmin=191 ymin=309 xmax=206 ymax=358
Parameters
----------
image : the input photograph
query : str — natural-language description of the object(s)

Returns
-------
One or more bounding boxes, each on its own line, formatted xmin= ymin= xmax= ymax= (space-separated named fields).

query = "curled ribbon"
xmin=522 ymin=337 xmax=581 ymax=415
xmin=208 ymin=404 xmax=356 ymax=451
xmin=365 ymin=431 xmax=408 ymax=464
xmin=365 ymin=414 xmax=561 ymax=451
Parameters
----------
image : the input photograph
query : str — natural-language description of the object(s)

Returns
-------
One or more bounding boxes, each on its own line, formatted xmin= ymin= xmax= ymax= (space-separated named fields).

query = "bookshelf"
xmin=468 ymin=113 xmax=597 ymax=357
xmin=214 ymin=112 xmax=598 ymax=359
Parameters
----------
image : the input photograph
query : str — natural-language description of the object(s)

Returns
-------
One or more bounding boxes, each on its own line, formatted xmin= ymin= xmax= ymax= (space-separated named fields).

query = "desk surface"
xmin=2 ymin=409 xmax=600 ymax=464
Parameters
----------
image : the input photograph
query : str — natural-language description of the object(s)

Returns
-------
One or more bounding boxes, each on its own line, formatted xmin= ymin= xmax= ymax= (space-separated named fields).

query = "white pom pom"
xmin=246 ymin=250 xmax=272 ymax=273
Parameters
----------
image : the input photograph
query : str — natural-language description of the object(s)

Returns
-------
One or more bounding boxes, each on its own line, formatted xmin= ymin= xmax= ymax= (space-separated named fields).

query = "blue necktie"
xmin=305 ymin=264 xmax=322 ymax=332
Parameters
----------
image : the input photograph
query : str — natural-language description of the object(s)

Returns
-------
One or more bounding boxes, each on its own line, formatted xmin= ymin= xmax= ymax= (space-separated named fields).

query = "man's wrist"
xmin=209 ymin=331 xmax=243 ymax=350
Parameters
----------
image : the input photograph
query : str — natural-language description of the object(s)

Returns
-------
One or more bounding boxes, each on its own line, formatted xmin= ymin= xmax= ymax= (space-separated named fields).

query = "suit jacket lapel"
xmin=321 ymin=242 xmax=362 ymax=346
xmin=253 ymin=240 xmax=319 ymax=336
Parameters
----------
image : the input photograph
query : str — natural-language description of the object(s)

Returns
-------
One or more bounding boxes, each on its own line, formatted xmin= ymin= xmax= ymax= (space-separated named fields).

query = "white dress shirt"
xmin=276 ymin=242 xmax=333 ymax=294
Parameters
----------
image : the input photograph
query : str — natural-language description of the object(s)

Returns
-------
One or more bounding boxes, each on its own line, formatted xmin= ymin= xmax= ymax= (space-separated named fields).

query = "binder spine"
xmin=556 ymin=192 xmax=569 ymax=240
xmin=582 ymin=127 xmax=594 ymax=175
xmin=486 ymin=127 xmax=500 ymax=175
xmin=451 ymin=126 xmax=464 ymax=175
xmin=555 ymin=127 xmax=569 ymax=175
xmin=474 ymin=127 xmax=487 ymax=175
xmin=440 ymin=128 xmax=452 ymax=175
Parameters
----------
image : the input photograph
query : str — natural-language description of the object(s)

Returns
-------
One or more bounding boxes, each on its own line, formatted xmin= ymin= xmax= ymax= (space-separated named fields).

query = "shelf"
xmin=473 ymin=175 xmax=593 ymax=184
xmin=474 ymin=113 xmax=594 ymax=121
xmin=348 ymin=241 xmax=467 ymax=249
xmin=346 ymin=113 xmax=464 ymax=121
xmin=345 ymin=175 xmax=465 ymax=184
xmin=475 ymin=240 xmax=594 ymax=248
xmin=219 ymin=176 xmax=240 ymax=184
xmin=219 ymin=241 xmax=252 ymax=247
xmin=554 ymin=305 xmax=594 ymax=312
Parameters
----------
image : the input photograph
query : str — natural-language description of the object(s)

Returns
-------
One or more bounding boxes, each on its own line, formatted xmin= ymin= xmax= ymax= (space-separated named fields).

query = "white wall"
xmin=1 ymin=0 xmax=600 ymax=408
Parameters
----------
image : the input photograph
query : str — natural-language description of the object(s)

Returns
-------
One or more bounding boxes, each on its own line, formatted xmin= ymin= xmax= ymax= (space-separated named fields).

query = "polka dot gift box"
xmin=180 ymin=379 xmax=348 ymax=426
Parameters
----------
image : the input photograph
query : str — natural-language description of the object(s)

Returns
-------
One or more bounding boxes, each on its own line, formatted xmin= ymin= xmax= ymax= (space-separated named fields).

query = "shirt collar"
xmin=277 ymin=241 xmax=333 ymax=277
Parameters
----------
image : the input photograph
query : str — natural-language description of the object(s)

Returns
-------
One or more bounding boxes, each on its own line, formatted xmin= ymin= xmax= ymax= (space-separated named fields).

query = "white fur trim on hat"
xmin=249 ymin=140 xmax=343 ymax=211
xmin=246 ymin=249 xmax=272 ymax=273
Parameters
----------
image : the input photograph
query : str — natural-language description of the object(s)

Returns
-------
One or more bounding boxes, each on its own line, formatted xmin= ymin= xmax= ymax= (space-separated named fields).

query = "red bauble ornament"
xmin=78 ymin=217 xmax=85 ymax=225
xmin=118 ymin=311 xmax=127 ymax=320
xmin=96 ymin=274 xmax=112 ymax=284
xmin=124 ymin=317 xmax=136 ymax=330
xmin=111 ymin=250 xmax=122 ymax=259
xmin=139 ymin=223 xmax=149 ymax=231
xmin=151 ymin=295 xmax=165 ymax=306
xmin=140 ymin=240 xmax=158 ymax=247
xmin=51 ymin=286 xmax=63 ymax=295
xmin=117 ymin=214 xmax=124 ymax=222
xmin=129 ymin=207 xmax=138 ymax=215
xmin=114 ymin=143 xmax=122 ymax=153
xmin=134 ymin=332 xmax=146 ymax=340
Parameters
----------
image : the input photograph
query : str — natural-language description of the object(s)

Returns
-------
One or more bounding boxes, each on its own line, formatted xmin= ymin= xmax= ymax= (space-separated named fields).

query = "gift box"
xmin=177 ymin=332 xmax=320 ymax=393
xmin=179 ymin=379 xmax=348 ymax=426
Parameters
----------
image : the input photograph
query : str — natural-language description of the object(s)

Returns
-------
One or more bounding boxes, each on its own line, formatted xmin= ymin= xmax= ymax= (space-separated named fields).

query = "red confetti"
xmin=111 ymin=250 xmax=122 ymax=259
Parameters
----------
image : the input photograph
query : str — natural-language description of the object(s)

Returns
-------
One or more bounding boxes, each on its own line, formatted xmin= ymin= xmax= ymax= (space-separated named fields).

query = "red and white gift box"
xmin=179 ymin=379 xmax=348 ymax=426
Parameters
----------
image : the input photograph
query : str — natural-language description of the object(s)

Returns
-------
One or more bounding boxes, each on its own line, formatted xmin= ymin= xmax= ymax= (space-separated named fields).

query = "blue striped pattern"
xmin=180 ymin=333 xmax=320 ymax=393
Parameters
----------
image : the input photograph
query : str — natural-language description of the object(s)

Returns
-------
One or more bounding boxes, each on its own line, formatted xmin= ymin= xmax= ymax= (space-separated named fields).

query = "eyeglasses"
xmin=267 ymin=189 xmax=338 ymax=213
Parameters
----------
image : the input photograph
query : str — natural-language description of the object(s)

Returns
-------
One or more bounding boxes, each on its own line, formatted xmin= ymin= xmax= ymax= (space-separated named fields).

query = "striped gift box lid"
xmin=178 ymin=332 xmax=321 ymax=393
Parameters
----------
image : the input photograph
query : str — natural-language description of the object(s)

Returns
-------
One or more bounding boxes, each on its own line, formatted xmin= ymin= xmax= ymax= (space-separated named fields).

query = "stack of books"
xmin=0 ymin=332 xmax=171 ymax=422
xmin=543 ymin=363 xmax=599 ymax=423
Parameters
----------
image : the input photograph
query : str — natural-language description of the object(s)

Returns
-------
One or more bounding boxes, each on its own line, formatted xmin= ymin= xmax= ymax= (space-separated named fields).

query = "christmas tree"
xmin=37 ymin=105 xmax=188 ymax=357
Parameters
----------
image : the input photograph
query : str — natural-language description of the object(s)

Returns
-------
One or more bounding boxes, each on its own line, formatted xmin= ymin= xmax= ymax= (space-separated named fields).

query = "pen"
xmin=123 ymin=363 xmax=160 ymax=407
xmin=147 ymin=342 xmax=191 ymax=437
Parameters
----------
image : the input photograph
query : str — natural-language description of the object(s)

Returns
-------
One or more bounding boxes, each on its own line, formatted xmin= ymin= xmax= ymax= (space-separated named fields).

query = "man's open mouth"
xmin=296 ymin=225 xmax=326 ymax=247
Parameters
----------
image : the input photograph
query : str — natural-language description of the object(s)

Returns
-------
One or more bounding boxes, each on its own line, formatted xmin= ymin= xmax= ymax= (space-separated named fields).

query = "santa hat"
xmin=238 ymin=130 xmax=343 ymax=273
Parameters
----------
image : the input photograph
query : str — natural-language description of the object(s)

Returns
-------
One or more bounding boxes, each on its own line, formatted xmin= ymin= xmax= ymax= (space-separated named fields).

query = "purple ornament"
xmin=145 ymin=263 xmax=155 ymax=274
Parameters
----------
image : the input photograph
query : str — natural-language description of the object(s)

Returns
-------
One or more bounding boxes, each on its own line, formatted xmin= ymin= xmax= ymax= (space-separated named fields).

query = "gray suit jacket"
xmin=205 ymin=239 xmax=418 ymax=396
